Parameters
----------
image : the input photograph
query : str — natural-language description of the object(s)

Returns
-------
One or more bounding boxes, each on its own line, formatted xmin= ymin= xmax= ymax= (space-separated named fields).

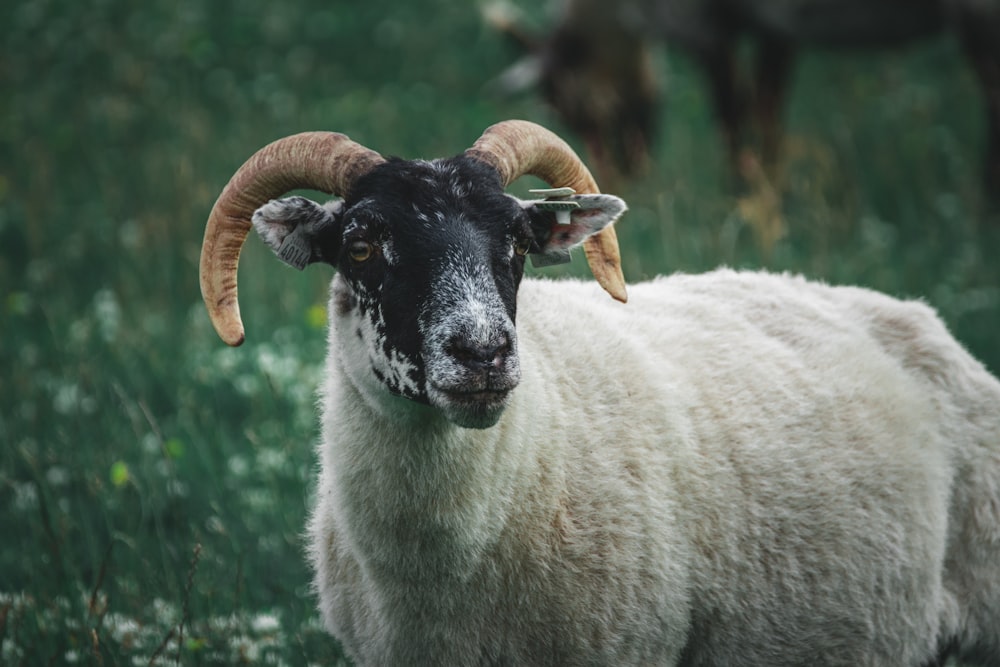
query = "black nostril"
xmin=447 ymin=336 xmax=510 ymax=370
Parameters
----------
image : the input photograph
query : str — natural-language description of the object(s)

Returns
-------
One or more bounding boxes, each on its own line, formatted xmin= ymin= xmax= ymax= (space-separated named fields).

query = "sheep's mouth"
xmin=428 ymin=384 xmax=514 ymax=429
xmin=426 ymin=364 xmax=520 ymax=405
xmin=437 ymin=387 xmax=511 ymax=404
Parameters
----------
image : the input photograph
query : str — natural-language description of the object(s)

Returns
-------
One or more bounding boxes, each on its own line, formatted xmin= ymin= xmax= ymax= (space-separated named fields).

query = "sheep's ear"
xmin=251 ymin=196 xmax=343 ymax=270
xmin=521 ymin=194 xmax=627 ymax=265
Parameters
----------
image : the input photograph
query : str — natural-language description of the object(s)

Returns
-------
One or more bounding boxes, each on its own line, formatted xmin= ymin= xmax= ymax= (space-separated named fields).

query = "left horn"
xmin=465 ymin=119 xmax=627 ymax=303
xmin=200 ymin=132 xmax=384 ymax=346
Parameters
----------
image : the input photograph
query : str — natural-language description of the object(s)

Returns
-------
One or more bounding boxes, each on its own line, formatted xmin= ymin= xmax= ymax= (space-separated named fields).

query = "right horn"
xmin=200 ymin=132 xmax=385 ymax=346
xmin=465 ymin=120 xmax=627 ymax=303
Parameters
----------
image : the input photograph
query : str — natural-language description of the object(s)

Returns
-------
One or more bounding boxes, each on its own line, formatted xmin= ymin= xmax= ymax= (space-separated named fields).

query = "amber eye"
xmin=513 ymin=238 xmax=532 ymax=257
xmin=347 ymin=240 xmax=374 ymax=263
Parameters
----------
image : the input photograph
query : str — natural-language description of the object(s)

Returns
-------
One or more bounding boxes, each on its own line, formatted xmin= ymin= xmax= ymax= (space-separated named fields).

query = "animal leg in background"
xmin=956 ymin=13 xmax=1000 ymax=199
xmin=701 ymin=44 xmax=747 ymax=183
xmin=753 ymin=35 xmax=795 ymax=181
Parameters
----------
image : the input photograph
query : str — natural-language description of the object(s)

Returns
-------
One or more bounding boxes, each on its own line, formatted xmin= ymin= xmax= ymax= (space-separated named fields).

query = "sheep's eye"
xmin=347 ymin=240 xmax=374 ymax=263
xmin=513 ymin=238 xmax=532 ymax=257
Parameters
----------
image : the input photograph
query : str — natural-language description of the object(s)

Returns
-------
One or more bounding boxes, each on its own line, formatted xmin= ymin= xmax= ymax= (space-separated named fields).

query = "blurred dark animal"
xmin=488 ymin=1 xmax=659 ymax=182
xmin=489 ymin=0 xmax=1000 ymax=190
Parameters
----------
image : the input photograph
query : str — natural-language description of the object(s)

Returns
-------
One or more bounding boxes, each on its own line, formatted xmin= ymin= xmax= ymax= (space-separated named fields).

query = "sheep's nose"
xmin=447 ymin=335 xmax=510 ymax=370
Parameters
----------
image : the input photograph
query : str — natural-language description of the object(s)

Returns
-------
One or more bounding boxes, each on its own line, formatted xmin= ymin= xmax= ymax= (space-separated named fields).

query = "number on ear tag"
xmin=278 ymin=227 xmax=313 ymax=270
xmin=530 ymin=249 xmax=572 ymax=267
xmin=532 ymin=200 xmax=580 ymax=212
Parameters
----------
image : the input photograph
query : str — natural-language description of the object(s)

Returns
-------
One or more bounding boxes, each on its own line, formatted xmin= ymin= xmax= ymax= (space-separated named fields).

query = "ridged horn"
xmin=200 ymin=132 xmax=384 ymax=346
xmin=465 ymin=119 xmax=627 ymax=303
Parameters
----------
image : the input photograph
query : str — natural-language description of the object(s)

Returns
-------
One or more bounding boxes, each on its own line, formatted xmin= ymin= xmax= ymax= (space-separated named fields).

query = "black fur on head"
xmin=251 ymin=154 xmax=625 ymax=429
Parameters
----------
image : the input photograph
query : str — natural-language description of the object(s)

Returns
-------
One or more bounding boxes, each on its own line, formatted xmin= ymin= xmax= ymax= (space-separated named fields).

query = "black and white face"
xmin=252 ymin=156 xmax=625 ymax=429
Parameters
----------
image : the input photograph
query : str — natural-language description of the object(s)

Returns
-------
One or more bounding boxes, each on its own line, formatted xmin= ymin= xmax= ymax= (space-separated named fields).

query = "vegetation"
xmin=1 ymin=0 xmax=996 ymax=663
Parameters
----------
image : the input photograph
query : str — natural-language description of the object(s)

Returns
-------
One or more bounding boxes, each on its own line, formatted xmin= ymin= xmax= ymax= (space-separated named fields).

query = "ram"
xmin=200 ymin=120 xmax=1000 ymax=665
xmin=490 ymin=0 xmax=1000 ymax=188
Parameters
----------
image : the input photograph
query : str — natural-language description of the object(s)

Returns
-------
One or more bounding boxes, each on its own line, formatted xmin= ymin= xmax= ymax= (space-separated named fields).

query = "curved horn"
xmin=465 ymin=120 xmax=627 ymax=303
xmin=200 ymin=132 xmax=384 ymax=346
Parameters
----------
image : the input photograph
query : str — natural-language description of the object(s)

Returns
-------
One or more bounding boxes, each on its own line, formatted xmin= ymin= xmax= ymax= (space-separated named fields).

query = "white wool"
xmin=307 ymin=269 xmax=1000 ymax=666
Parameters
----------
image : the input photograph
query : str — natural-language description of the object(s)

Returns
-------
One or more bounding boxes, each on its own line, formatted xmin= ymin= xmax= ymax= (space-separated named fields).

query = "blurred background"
xmin=1 ymin=0 xmax=997 ymax=663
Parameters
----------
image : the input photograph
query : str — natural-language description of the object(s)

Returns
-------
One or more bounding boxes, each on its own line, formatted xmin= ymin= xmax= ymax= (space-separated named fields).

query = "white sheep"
xmin=200 ymin=120 xmax=1000 ymax=665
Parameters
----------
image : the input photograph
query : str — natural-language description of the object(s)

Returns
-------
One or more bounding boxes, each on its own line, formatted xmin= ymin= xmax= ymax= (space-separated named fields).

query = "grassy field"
xmin=2 ymin=0 xmax=997 ymax=664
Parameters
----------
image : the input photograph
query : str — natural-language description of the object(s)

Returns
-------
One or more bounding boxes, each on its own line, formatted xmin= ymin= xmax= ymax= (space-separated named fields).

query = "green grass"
xmin=1 ymin=1 xmax=997 ymax=664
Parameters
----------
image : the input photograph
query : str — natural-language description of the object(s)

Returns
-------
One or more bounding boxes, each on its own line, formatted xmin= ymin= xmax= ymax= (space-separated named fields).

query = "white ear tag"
xmin=533 ymin=200 xmax=578 ymax=221
xmin=526 ymin=187 xmax=579 ymax=267
xmin=277 ymin=226 xmax=313 ymax=270
xmin=529 ymin=189 xmax=579 ymax=226
xmin=529 ymin=187 xmax=576 ymax=198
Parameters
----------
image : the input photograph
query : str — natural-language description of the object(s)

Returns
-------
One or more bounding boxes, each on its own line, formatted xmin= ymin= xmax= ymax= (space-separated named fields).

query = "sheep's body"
xmin=202 ymin=124 xmax=998 ymax=664
xmin=310 ymin=268 xmax=1000 ymax=666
